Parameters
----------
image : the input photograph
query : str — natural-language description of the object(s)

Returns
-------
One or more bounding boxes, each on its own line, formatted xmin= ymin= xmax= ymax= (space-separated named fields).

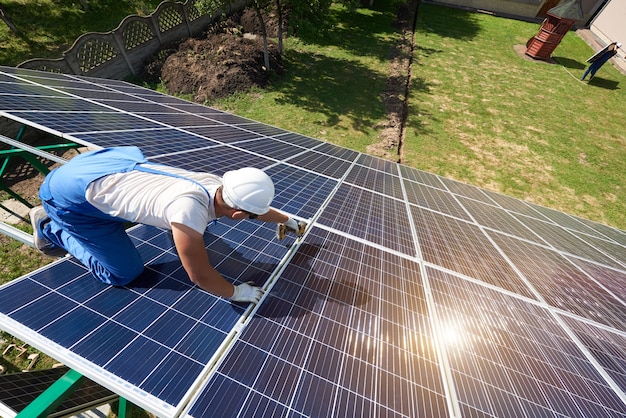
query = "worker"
xmin=582 ymin=42 xmax=621 ymax=81
xmin=29 ymin=146 xmax=306 ymax=303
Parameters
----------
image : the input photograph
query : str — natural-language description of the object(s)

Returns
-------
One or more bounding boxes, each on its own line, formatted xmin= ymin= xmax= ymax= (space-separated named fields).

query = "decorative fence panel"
xmin=18 ymin=0 xmax=247 ymax=80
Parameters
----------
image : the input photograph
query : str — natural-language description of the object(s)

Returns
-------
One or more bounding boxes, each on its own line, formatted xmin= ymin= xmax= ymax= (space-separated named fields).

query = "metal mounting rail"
xmin=0 ymin=134 xmax=69 ymax=165
xmin=0 ymin=221 xmax=34 ymax=246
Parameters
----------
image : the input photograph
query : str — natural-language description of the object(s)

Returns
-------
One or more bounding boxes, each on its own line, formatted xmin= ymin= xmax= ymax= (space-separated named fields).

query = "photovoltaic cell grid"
xmin=0 ymin=65 xmax=625 ymax=417
xmin=0 ymin=366 xmax=116 ymax=417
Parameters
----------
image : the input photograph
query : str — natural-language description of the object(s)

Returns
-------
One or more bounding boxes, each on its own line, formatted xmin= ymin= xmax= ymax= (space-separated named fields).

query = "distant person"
xmin=30 ymin=146 xmax=306 ymax=303
xmin=582 ymin=42 xmax=621 ymax=81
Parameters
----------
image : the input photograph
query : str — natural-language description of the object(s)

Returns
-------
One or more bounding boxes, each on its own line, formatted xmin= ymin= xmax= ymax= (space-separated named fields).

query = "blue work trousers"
xmin=38 ymin=147 xmax=149 ymax=286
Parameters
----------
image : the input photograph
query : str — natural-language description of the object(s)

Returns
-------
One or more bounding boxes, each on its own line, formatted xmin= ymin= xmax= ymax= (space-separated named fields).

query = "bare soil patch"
xmin=366 ymin=1 xmax=416 ymax=162
xmin=159 ymin=33 xmax=283 ymax=103
xmin=143 ymin=10 xmax=284 ymax=102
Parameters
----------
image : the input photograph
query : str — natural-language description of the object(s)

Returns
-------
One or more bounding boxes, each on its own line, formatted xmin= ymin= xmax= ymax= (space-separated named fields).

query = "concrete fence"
xmin=17 ymin=0 xmax=246 ymax=80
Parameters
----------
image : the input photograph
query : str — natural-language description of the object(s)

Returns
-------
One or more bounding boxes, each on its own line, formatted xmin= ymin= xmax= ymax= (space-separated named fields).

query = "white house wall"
xmin=590 ymin=0 xmax=626 ymax=60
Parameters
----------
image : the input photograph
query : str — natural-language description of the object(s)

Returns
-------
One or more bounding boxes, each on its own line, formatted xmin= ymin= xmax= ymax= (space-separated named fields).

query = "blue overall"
xmin=582 ymin=49 xmax=617 ymax=80
xmin=38 ymin=146 xmax=211 ymax=286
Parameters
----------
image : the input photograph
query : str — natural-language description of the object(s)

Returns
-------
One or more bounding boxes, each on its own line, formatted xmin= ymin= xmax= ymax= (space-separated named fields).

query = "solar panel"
xmin=1 ymin=65 xmax=625 ymax=417
xmin=0 ymin=366 xmax=116 ymax=418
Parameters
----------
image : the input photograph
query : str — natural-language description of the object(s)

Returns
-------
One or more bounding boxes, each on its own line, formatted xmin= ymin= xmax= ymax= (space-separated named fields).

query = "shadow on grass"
xmin=553 ymin=56 xmax=586 ymax=70
xmin=415 ymin=3 xmax=481 ymax=40
xmin=276 ymin=49 xmax=389 ymax=133
xmin=295 ymin=5 xmax=399 ymax=62
xmin=587 ymin=77 xmax=620 ymax=90
xmin=414 ymin=45 xmax=444 ymax=60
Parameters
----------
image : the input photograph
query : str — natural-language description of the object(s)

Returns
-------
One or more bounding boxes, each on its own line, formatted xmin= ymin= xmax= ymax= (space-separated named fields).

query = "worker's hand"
xmin=276 ymin=218 xmax=307 ymax=240
xmin=231 ymin=282 xmax=264 ymax=303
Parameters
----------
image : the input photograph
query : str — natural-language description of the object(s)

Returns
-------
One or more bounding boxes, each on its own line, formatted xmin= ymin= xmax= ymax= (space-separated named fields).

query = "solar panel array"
xmin=0 ymin=65 xmax=625 ymax=417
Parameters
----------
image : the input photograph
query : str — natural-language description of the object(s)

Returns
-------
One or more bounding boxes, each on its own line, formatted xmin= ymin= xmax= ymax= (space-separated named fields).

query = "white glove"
xmin=231 ymin=282 xmax=264 ymax=303
xmin=276 ymin=218 xmax=307 ymax=240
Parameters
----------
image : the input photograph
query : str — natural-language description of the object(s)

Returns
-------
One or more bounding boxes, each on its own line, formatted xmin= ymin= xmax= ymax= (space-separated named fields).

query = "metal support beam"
xmin=0 ymin=221 xmax=34 ymax=246
xmin=15 ymin=369 xmax=85 ymax=418
xmin=0 ymin=134 xmax=69 ymax=165
xmin=117 ymin=397 xmax=133 ymax=418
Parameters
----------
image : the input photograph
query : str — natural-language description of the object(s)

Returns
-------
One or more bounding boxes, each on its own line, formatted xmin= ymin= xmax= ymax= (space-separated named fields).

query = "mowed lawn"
xmin=403 ymin=3 xmax=625 ymax=230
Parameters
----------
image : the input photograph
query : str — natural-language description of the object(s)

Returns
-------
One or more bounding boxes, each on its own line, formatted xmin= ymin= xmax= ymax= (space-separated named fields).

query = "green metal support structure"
xmin=117 ymin=396 xmax=133 ymax=417
xmin=14 ymin=368 xmax=131 ymax=418
xmin=15 ymin=369 xmax=84 ymax=418
xmin=0 ymin=125 xmax=80 ymax=208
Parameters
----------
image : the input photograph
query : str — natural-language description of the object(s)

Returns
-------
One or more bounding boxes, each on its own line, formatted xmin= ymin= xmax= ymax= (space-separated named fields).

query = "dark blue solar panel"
xmin=187 ymin=227 xmax=450 ymax=417
xmin=267 ymin=164 xmax=337 ymax=218
xmin=345 ymin=164 xmax=404 ymax=199
xmin=567 ymin=257 xmax=626 ymax=301
xmin=399 ymin=164 xmax=446 ymax=189
xmin=287 ymin=150 xmax=354 ymax=179
xmin=528 ymin=201 xmax=605 ymax=237
xmin=136 ymin=112 xmax=220 ymax=127
xmin=562 ymin=314 xmax=626 ymax=393
xmin=150 ymin=145 xmax=273 ymax=175
xmin=512 ymin=215 xmax=623 ymax=270
xmin=428 ymin=267 xmax=626 ymax=418
xmin=0 ymin=80 xmax=66 ymax=96
xmin=480 ymin=187 xmax=550 ymax=220
xmin=440 ymin=176 xmax=497 ymax=205
xmin=64 ymin=90 xmax=146 ymax=101
xmin=457 ymin=195 xmax=545 ymax=242
xmin=314 ymin=141 xmax=360 ymax=161
xmin=234 ymin=122 xmax=287 ymax=136
xmin=491 ymin=231 xmax=626 ymax=328
xmin=95 ymin=99 xmax=191 ymax=112
xmin=411 ymin=205 xmax=535 ymax=297
xmin=0 ymin=222 xmax=286 ymax=414
xmin=184 ymin=125 xmax=264 ymax=143
xmin=72 ymin=129 xmax=220 ymax=156
xmin=7 ymin=111 xmax=160 ymax=132
xmin=404 ymin=180 xmax=473 ymax=221
xmin=119 ymin=92 xmax=194 ymax=105
xmin=317 ymin=183 xmax=415 ymax=255
xmin=577 ymin=218 xmax=626 ymax=247
xmin=356 ymin=153 xmax=399 ymax=174
xmin=276 ymin=132 xmax=323 ymax=149
xmin=230 ymin=137 xmax=305 ymax=161
xmin=0 ymin=95 xmax=107 ymax=112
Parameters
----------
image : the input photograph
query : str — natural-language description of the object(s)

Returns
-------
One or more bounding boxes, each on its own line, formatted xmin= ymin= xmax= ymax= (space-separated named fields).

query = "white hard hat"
xmin=222 ymin=167 xmax=275 ymax=215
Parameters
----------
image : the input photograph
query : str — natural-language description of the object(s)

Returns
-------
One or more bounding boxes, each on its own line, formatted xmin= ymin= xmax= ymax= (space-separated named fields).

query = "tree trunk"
xmin=275 ymin=0 xmax=284 ymax=54
xmin=252 ymin=1 xmax=270 ymax=71
xmin=0 ymin=5 xmax=19 ymax=34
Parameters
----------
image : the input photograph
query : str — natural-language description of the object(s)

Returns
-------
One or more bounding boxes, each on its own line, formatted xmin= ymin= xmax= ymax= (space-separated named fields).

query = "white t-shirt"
xmin=85 ymin=165 xmax=222 ymax=235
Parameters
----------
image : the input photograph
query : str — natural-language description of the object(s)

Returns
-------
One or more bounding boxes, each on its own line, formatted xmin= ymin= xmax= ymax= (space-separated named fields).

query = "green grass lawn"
xmin=404 ymin=4 xmax=625 ymax=229
xmin=0 ymin=0 xmax=163 ymax=66
xmin=210 ymin=5 xmax=399 ymax=153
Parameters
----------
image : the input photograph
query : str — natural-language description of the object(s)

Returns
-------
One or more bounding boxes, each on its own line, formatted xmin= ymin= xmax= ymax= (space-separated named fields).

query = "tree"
xmin=250 ymin=0 xmax=272 ymax=70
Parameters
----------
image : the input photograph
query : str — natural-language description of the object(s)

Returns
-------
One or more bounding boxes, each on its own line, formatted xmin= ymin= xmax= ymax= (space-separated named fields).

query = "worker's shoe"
xmin=29 ymin=206 xmax=67 ymax=257
xmin=276 ymin=218 xmax=307 ymax=240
